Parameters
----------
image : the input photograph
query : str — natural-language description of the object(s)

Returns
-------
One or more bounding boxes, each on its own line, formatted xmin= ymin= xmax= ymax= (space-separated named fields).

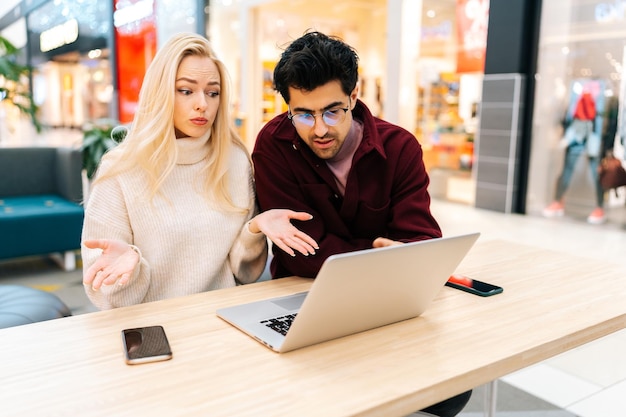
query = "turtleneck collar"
xmin=175 ymin=130 xmax=212 ymax=165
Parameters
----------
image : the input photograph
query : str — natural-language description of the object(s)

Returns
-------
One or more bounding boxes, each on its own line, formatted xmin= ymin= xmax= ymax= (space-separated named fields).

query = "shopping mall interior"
xmin=2 ymin=0 xmax=626 ymax=416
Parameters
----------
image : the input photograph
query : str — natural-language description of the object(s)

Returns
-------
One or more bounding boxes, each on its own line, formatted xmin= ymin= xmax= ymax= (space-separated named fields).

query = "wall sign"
xmin=456 ymin=0 xmax=489 ymax=73
xmin=114 ymin=0 xmax=157 ymax=123
xmin=39 ymin=18 xmax=78 ymax=53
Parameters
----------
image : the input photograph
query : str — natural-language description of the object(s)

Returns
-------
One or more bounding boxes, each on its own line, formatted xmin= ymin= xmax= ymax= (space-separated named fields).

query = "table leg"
xmin=483 ymin=379 xmax=498 ymax=417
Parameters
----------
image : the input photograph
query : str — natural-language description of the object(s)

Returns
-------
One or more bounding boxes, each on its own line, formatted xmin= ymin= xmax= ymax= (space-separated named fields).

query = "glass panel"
xmin=528 ymin=0 xmax=626 ymax=222
xmin=27 ymin=0 xmax=113 ymax=129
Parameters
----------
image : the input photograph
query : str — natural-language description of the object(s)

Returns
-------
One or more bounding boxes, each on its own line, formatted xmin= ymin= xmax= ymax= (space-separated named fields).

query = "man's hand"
xmin=83 ymin=239 xmax=140 ymax=290
xmin=250 ymin=209 xmax=319 ymax=257
xmin=372 ymin=237 xmax=403 ymax=248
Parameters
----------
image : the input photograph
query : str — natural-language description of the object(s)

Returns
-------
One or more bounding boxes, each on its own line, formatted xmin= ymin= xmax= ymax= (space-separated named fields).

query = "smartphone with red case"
xmin=445 ymin=274 xmax=503 ymax=297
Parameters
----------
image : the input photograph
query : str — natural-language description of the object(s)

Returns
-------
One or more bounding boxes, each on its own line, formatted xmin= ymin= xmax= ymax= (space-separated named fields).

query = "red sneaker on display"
xmin=542 ymin=201 xmax=564 ymax=218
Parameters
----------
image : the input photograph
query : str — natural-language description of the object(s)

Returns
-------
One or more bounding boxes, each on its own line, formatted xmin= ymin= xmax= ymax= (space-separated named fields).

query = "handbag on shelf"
xmin=598 ymin=151 xmax=626 ymax=195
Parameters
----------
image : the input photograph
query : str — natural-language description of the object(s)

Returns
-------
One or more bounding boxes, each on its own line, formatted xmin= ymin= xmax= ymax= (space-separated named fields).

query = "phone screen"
xmin=122 ymin=326 xmax=173 ymax=365
xmin=445 ymin=274 xmax=503 ymax=297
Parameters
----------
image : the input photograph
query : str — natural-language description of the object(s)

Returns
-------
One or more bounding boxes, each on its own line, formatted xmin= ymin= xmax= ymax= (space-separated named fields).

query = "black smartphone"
xmin=122 ymin=325 xmax=173 ymax=365
xmin=445 ymin=274 xmax=503 ymax=297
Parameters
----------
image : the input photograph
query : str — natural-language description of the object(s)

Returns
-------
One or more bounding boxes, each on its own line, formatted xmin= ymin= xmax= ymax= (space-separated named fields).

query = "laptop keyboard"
xmin=261 ymin=314 xmax=297 ymax=336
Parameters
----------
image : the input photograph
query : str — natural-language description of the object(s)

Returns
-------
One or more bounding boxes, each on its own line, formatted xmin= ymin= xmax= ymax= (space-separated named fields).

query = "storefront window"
xmin=208 ymin=0 xmax=387 ymax=146
xmin=208 ymin=0 xmax=488 ymax=205
xmin=28 ymin=0 xmax=112 ymax=128
xmin=527 ymin=0 xmax=625 ymax=223
xmin=417 ymin=0 xmax=488 ymax=205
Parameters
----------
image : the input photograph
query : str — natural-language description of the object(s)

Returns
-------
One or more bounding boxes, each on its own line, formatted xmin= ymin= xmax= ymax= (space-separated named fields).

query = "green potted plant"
xmin=0 ymin=35 xmax=41 ymax=133
xmin=81 ymin=118 xmax=127 ymax=180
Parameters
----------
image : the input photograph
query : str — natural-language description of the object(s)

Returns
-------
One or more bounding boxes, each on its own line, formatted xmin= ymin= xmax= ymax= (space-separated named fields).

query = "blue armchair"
xmin=0 ymin=147 xmax=84 ymax=270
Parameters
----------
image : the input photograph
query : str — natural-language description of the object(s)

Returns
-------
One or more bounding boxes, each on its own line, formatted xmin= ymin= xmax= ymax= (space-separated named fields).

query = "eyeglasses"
xmin=288 ymin=107 xmax=350 ymax=128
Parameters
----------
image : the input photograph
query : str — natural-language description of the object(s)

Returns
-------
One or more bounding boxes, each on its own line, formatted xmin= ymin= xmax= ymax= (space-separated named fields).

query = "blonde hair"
xmin=95 ymin=33 xmax=249 ymax=211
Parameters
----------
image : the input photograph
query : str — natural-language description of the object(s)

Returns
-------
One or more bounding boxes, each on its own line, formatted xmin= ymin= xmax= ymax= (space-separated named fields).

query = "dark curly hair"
xmin=273 ymin=31 xmax=359 ymax=103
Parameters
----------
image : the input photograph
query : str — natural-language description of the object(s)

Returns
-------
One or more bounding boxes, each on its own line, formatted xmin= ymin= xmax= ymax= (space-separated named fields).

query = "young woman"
xmin=82 ymin=33 xmax=317 ymax=309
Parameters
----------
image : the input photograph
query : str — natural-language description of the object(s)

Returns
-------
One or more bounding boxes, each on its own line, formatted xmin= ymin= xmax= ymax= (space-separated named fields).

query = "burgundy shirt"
xmin=252 ymin=99 xmax=442 ymax=278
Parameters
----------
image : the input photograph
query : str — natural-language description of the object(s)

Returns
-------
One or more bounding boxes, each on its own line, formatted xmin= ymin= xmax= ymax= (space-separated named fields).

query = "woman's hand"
xmin=250 ymin=210 xmax=319 ymax=257
xmin=83 ymin=239 xmax=140 ymax=290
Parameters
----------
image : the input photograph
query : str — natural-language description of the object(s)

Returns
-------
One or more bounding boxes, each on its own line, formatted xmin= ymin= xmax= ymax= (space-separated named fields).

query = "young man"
xmin=252 ymin=31 xmax=470 ymax=417
xmin=253 ymin=31 xmax=441 ymax=278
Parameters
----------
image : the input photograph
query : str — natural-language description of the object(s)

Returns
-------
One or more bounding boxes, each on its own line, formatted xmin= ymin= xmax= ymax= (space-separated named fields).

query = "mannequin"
xmin=543 ymin=78 xmax=608 ymax=224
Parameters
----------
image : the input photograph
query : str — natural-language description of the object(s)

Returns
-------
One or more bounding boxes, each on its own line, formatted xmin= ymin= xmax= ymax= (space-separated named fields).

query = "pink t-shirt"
xmin=326 ymin=120 xmax=363 ymax=195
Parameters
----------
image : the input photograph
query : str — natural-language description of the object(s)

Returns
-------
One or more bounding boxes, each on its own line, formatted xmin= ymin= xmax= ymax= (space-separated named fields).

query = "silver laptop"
xmin=216 ymin=232 xmax=480 ymax=353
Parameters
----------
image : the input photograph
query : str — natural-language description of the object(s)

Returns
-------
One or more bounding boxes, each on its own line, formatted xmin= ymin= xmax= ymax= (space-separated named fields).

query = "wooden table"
xmin=2 ymin=240 xmax=626 ymax=417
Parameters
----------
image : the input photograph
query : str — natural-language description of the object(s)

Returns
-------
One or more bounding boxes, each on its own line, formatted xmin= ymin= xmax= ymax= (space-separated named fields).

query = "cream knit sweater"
xmin=81 ymin=134 xmax=267 ymax=309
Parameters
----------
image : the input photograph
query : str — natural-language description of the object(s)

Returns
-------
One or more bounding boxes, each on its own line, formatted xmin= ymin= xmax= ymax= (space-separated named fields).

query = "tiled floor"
xmin=2 ymin=194 xmax=626 ymax=415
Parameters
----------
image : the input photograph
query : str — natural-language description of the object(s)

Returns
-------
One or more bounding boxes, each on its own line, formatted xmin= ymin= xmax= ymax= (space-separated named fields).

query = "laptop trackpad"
xmin=271 ymin=292 xmax=307 ymax=311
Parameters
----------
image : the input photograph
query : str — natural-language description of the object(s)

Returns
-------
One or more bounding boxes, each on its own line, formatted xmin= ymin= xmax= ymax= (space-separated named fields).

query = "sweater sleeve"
xmin=227 ymin=151 xmax=268 ymax=284
xmin=229 ymin=208 xmax=268 ymax=284
xmin=81 ymin=175 xmax=152 ymax=309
